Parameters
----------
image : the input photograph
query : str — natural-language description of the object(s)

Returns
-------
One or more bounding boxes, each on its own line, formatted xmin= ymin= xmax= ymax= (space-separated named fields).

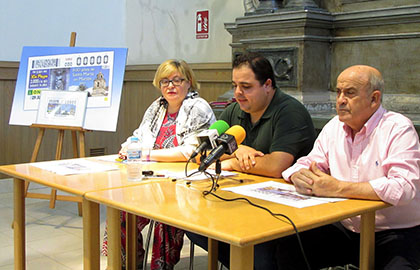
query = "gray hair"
xmin=368 ymin=71 xmax=384 ymax=93
xmin=367 ymin=69 xmax=384 ymax=102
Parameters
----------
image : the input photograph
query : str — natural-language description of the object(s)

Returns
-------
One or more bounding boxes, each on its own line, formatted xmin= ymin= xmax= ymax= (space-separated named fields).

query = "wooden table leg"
xmin=126 ymin=213 xmax=137 ymax=270
xmin=107 ymin=207 xmax=122 ymax=270
xmin=208 ymin=238 xmax=218 ymax=270
xmin=14 ymin=178 xmax=26 ymax=270
xmin=82 ymin=198 xmax=100 ymax=270
xmin=230 ymin=245 xmax=253 ymax=270
xmin=360 ymin=211 xmax=376 ymax=270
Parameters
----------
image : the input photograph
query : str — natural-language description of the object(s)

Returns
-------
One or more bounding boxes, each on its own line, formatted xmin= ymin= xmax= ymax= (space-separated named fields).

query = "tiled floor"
xmin=0 ymin=178 xmax=209 ymax=269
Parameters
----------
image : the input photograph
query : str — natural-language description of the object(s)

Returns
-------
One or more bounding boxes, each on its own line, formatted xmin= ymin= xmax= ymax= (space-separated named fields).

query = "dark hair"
xmin=233 ymin=52 xmax=277 ymax=89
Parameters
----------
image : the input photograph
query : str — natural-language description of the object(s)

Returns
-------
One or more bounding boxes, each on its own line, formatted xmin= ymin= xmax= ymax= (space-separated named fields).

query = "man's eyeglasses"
xmin=160 ymin=77 xmax=185 ymax=87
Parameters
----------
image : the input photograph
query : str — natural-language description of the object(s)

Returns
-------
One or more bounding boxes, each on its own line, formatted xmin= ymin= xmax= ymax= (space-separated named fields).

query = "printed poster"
xmin=9 ymin=46 xmax=128 ymax=132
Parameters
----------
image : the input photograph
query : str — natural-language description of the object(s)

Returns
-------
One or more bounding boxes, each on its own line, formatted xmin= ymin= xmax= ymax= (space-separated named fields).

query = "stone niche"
xmin=225 ymin=0 xmax=420 ymax=124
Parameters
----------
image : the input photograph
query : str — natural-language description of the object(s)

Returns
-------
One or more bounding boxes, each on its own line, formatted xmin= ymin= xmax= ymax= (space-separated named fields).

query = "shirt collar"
xmin=238 ymin=89 xmax=280 ymax=120
xmin=342 ymin=105 xmax=386 ymax=137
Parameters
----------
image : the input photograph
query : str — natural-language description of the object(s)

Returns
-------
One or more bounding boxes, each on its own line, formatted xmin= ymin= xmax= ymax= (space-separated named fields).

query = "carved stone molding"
xmin=236 ymin=48 xmax=297 ymax=87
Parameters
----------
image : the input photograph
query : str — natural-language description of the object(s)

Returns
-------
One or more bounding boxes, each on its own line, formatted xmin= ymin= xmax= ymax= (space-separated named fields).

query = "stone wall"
xmin=226 ymin=0 xmax=420 ymax=119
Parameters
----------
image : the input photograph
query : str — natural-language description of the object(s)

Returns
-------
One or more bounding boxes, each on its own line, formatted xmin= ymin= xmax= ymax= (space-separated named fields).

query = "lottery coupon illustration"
xmin=9 ymin=47 xmax=127 ymax=131
xmin=25 ymin=51 xmax=114 ymax=110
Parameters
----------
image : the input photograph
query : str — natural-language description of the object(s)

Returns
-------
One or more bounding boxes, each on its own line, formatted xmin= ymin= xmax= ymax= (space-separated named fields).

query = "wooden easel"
xmin=25 ymin=32 xmax=86 ymax=216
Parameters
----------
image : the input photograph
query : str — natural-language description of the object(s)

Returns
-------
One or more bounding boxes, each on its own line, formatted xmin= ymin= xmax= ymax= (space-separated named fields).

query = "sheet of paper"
xmin=222 ymin=181 xmax=345 ymax=208
xmin=162 ymin=169 xmax=238 ymax=181
xmin=31 ymin=159 xmax=119 ymax=175
xmin=94 ymin=154 xmax=156 ymax=164
xmin=94 ymin=154 xmax=119 ymax=162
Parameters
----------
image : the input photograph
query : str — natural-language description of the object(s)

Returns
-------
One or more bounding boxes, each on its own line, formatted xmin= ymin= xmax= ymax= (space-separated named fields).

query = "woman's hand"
xmin=118 ymin=146 xmax=128 ymax=160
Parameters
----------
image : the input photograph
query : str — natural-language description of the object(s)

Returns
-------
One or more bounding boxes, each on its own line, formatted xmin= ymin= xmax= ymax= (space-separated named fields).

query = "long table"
xmin=1 ymin=159 xmax=389 ymax=270
xmin=84 ymin=169 xmax=389 ymax=270
xmin=0 ymin=157 xmax=197 ymax=270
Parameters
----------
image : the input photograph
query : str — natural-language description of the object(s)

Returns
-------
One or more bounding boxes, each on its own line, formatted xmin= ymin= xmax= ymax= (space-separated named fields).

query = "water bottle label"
xmin=127 ymin=149 xmax=141 ymax=160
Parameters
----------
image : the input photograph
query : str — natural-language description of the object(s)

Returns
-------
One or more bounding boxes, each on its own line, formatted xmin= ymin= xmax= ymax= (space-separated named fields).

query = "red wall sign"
xmin=196 ymin=10 xmax=209 ymax=39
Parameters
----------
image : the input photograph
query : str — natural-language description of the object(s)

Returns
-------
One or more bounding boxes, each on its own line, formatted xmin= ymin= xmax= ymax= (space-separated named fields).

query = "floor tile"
xmin=26 ymin=233 xmax=82 ymax=256
xmin=0 ymin=245 xmax=44 ymax=267
xmin=0 ymin=232 xmax=13 ymax=249
xmin=0 ymin=256 xmax=71 ymax=270
xmin=0 ymin=180 xmax=13 ymax=194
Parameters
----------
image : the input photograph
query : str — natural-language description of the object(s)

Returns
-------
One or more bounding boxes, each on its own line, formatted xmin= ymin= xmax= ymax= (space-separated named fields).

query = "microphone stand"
xmin=214 ymin=159 xmax=221 ymax=191
xmin=199 ymin=150 xmax=207 ymax=163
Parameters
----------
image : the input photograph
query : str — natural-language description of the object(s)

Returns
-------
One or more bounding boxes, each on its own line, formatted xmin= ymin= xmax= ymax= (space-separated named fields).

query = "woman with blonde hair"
xmin=102 ymin=59 xmax=216 ymax=269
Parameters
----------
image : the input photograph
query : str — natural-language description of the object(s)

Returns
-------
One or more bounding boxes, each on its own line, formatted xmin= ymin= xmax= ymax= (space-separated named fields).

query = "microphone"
xmin=190 ymin=120 xmax=230 ymax=160
xmin=198 ymin=125 xmax=246 ymax=172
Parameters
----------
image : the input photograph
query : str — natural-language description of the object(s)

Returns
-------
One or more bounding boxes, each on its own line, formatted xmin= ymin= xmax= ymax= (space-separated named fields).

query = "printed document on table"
xmin=223 ymin=181 xmax=346 ymax=208
xmin=94 ymin=154 xmax=157 ymax=164
xmin=31 ymin=159 xmax=119 ymax=175
xmin=163 ymin=169 xmax=238 ymax=181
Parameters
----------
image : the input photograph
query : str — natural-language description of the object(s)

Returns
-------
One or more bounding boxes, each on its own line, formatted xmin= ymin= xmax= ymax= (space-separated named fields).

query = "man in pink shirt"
xmin=282 ymin=65 xmax=420 ymax=269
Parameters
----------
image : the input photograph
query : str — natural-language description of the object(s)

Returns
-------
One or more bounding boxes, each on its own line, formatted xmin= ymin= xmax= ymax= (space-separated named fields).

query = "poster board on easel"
xmin=8 ymin=32 xmax=128 ymax=214
xmin=9 ymin=39 xmax=128 ymax=132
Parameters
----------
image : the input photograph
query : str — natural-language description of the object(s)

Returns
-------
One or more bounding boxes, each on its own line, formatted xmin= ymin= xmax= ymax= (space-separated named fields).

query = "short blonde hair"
xmin=152 ymin=59 xmax=199 ymax=91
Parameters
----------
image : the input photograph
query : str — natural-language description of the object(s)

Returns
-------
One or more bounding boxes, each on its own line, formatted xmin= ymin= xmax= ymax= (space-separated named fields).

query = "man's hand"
xmin=291 ymin=161 xmax=341 ymax=197
xmin=219 ymin=150 xmax=292 ymax=178
xmin=219 ymin=158 xmax=235 ymax=171
xmin=291 ymin=162 xmax=380 ymax=200
xmin=233 ymin=145 xmax=264 ymax=170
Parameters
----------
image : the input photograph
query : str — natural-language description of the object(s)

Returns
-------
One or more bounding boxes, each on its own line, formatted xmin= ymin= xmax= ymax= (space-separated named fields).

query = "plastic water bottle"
xmin=126 ymin=137 xmax=143 ymax=181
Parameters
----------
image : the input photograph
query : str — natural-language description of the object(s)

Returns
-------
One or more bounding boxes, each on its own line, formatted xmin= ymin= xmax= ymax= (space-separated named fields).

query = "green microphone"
xmin=190 ymin=120 xmax=230 ymax=159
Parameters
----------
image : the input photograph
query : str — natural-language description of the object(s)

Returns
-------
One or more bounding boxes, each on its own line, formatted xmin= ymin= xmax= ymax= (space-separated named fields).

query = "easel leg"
xmin=31 ymin=128 xmax=45 ymax=162
xmin=26 ymin=127 xmax=45 ymax=196
xmin=78 ymin=131 xmax=86 ymax=157
xmin=50 ymin=129 xmax=65 ymax=209
xmin=71 ymin=130 xmax=79 ymax=157
xmin=72 ymin=130 xmax=83 ymax=216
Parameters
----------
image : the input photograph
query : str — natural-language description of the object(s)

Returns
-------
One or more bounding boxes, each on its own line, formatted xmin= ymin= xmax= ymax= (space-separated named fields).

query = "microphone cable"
xmin=184 ymin=155 xmax=211 ymax=180
xmin=202 ymin=174 xmax=312 ymax=270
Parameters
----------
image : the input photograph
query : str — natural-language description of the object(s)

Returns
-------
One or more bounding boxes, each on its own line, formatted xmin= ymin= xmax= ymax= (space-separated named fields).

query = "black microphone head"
xmin=216 ymin=134 xmax=237 ymax=155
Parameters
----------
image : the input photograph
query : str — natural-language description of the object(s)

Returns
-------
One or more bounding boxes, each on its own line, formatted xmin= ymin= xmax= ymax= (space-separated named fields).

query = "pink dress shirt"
xmin=282 ymin=106 xmax=420 ymax=232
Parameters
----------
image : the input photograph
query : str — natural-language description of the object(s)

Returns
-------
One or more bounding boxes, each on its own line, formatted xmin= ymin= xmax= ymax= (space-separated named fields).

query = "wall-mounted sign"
xmin=196 ymin=10 xmax=209 ymax=39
